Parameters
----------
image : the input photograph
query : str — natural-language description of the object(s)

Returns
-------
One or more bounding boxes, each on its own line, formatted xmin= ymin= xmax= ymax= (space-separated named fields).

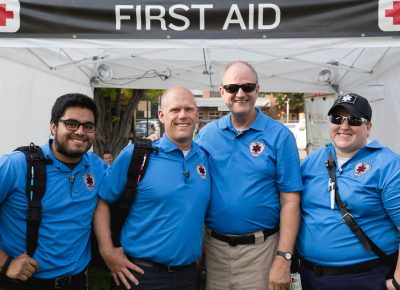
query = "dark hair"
xmin=51 ymin=93 xmax=98 ymax=124
xmin=102 ymin=150 xmax=111 ymax=156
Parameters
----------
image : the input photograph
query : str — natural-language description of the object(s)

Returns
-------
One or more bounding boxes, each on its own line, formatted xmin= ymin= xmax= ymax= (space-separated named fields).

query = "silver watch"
xmin=276 ymin=251 xmax=292 ymax=261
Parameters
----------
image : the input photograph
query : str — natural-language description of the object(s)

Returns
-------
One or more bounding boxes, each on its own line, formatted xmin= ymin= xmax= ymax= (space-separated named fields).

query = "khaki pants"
xmin=204 ymin=230 xmax=279 ymax=290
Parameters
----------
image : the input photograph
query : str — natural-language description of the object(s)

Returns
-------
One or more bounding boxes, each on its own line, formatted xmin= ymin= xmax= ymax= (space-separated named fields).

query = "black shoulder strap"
xmin=111 ymin=139 xmax=154 ymax=246
xmin=15 ymin=143 xmax=52 ymax=257
xmin=325 ymin=151 xmax=386 ymax=259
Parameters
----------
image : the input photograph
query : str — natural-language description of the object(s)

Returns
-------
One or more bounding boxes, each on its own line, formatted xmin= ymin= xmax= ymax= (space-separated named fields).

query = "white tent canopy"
xmin=1 ymin=37 xmax=400 ymax=153
xmin=1 ymin=37 xmax=400 ymax=92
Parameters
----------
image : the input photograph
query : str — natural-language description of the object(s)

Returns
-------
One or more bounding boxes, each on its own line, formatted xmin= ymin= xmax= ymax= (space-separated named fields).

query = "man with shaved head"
xmin=94 ymin=85 xmax=211 ymax=290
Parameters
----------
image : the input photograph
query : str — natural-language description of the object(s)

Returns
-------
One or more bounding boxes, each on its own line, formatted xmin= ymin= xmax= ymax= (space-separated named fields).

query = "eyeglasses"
xmin=329 ymin=114 xmax=369 ymax=126
xmin=223 ymin=83 xmax=257 ymax=94
xmin=59 ymin=119 xmax=96 ymax=133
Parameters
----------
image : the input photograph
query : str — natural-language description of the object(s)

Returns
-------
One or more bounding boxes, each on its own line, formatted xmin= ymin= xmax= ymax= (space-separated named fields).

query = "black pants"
xmin=300 ymin=264 xmax=392 ymax=290
xmin=110 ymin=264 xmax=199 ymax=290
xmin=3 ymin=270 xmax=88 ymax=290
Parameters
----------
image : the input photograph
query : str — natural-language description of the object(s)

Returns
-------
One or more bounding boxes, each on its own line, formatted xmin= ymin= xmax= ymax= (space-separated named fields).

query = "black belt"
xmin=4 ymin=268 xmax=87 ymax=290
xmin=128 ymin=257 xmax=197 ymax=273
xmin=302 ymin=252 xmax=398 ymax=277
xmin=210 ymin=227 xmax=279 ymax=246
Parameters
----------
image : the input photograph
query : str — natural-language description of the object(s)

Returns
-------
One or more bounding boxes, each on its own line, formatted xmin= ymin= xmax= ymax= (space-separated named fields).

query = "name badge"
xmin=289 ymin=273 xmax=302 ymax=290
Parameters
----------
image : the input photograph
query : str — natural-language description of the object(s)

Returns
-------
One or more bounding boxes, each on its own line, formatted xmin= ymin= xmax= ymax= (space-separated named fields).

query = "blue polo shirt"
xmin=298 ymin=142 xmax=400 ymax=266
xmin=0 ymin=141 xmax=106 ymax=278
xmin=196 ymin=109 xmax=303 ymax=235
xmin=99 ymin=135 xmax=210 ymax=266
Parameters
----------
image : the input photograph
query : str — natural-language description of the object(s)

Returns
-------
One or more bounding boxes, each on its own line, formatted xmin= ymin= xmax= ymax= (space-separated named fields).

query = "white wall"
xmin=354 ymin=65 xmax=400 ymax=154
xmin=304 ymin=95 xmax=336 ymax=153
xmin=0 ymin=57 xmax=93 ymax=155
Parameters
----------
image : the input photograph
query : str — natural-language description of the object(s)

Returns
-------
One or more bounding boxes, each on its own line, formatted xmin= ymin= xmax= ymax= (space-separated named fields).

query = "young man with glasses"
xmin=0 ymin=93 xmax=107 ymax=290
xmin=195 ymin=61 xmax=303 ymax=290
xmin=297 ymin=93 xmax=400 ymax=290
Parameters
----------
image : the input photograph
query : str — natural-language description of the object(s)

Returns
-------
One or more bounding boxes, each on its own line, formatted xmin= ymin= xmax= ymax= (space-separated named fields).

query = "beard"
xmin=53 ymin=133 xmax=92 ymax=159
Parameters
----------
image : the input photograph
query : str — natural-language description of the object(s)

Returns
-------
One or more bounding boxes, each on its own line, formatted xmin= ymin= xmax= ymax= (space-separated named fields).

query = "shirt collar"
xmin=43 ymin=139 xmax=89 ymax=171
xmin=364 ymin=139 xmax=382 ymax=149
xmin=158 ymin=134 xmax=192 ymax=153
xmin=218 ymin=107 xmax=267 ymax=132
xmin=327 ymin=139 xmax=383 ymax=160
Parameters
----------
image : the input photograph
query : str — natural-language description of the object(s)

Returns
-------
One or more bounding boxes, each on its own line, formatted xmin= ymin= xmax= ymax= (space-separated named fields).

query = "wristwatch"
xmin=276 ymin=251 xmax=292 ymax=261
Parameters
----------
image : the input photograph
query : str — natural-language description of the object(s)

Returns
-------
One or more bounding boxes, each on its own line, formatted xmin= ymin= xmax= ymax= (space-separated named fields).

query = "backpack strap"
xmin=15 ymin=143 xmax=52 ymax=257
xmin=111 ymin=139 xmax=155 ymax=246
xmin=325 ymin=151 xmax=386 ymax=259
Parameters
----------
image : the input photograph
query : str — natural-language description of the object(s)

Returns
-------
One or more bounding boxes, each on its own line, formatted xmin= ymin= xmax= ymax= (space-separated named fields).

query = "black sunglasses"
xmin=223 ymin=83 xmax=257 ymax=94
xmin=59 ymin=119 xmax=96 ymax=133
xmin=329 ymin=114 xmax=369 ymax=127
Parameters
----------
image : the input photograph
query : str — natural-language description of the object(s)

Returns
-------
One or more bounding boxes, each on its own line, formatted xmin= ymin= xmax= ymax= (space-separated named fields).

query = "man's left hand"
xmin=268 ymin=256 xmax=291 ymax=290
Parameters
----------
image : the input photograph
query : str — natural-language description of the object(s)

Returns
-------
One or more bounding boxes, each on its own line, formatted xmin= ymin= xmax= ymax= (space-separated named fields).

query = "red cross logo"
xmin=86 ymin=175 xmax=94 ymax=187
xmin=385 ymin=1 xmax=400 ymax=24
xmin=379 ymin=0 xmax=400 ymax=31
xmin=198 ymin=166 xmax=205 ymax=176
xmin=354 ymin=162 xmax=371 ymax=177
xmin=83 ymin=173 xmax=95 ymax=191
xmin=249 ymin=141 xmax=265 ymax=157
xmin=0 ymin=4 xmax=14 ymax=26
xmin=0 ymin=0 xmax=20 ymax=33
xmin=196 ymin=164 xmax=207 ymax=179
xmin=252 ymin=143 xmax=262 ymax=154
xmin=356 ymin=163 xmax=366 ymax=174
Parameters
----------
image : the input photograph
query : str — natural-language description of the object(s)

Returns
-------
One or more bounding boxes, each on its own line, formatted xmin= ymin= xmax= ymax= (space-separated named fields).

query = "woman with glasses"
xmin=297 ymin=93 xmax=400 ymax=290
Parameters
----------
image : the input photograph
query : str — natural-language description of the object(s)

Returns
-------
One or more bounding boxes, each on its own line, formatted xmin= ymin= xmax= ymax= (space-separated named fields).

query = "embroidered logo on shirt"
xmin=196 ymin=163 xmax=207 ymax=179
xmin=354 ymin=162 xmax=371 ymax=177
xmin=83 ymin=173 xmax=95 ymax=191
xmin=249 ymin=141 xmax=265 ymax=157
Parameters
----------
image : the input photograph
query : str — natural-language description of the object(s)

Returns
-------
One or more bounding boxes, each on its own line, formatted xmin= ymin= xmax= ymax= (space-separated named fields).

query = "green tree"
xmin=93 ymin=88 xmax=145 ymax=157
xmin=143 ymin=89 xmax=164 ymax=101
xmin=93 ymin=88 xmax=165 ymax=158
xmin=273 ymin=92 xmax=304 ymax=111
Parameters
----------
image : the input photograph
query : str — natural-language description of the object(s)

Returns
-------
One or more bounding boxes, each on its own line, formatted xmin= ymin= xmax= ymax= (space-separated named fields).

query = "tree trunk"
xmin=94 ymin=88 xmax=145 ymax=158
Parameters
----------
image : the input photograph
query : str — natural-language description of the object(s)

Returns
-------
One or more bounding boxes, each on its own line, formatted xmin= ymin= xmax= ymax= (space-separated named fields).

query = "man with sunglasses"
xmin=297 ymin=93 xmax=400 ymax=290
xmin=196 ymin=61 xmax=303 ymax=290
xmin=0 ymin=93 xmax=106 ymax=290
